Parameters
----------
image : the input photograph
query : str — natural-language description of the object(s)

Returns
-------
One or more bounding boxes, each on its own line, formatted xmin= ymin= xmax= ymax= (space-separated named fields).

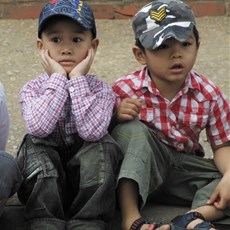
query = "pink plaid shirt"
xmin=112 ymin=67 xmax=230 ymax=156
xmin=19 ymin=72 xmax=115 ymax=145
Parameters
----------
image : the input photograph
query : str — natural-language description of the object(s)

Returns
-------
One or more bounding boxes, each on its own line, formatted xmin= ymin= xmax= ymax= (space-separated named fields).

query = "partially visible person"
xmin=0 ymin=82 xmax=22 ymax=216
xmin=111 ymin=0 xmax=230 ymax=230
xmin=16 ymin=0 xmax=122 ymax=229
xmin=0 ymin=82 xmax=9 ymax=151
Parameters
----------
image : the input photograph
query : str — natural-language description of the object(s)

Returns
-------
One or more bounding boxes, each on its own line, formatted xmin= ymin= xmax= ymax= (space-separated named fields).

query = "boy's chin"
xmin=64 ymin=68 xmax=73 ymax=75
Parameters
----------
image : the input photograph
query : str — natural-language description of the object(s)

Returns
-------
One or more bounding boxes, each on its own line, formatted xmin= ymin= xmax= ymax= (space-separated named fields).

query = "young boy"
xmin=0 ymin=82 xmax=22 ymax=216
xmin=16 ymin=0 xmax=122 ymax=229
xmin=111 ymin=0 xmax=230 ymax=230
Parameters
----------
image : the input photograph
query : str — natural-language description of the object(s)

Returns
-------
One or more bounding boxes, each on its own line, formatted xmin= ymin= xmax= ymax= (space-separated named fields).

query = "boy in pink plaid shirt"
xmin=16 ymin=0 xmax=122 ymax=229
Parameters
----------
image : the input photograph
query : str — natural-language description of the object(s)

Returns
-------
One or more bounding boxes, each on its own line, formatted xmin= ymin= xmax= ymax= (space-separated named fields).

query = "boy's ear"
xmin=197 ymin=40 xmax=201 ymax=49
xmin=37 ymin=38 xmax=44 ymax=53
xmin=91 ymin=38 xmax=99 ymax=52
xmin=132 ymin=46 xmax=146 ymax=65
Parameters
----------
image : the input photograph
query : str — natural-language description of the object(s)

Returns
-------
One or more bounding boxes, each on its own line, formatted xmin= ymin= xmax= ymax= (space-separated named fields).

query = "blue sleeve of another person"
xmin=0 ymin=82 xmax=9 ymax=151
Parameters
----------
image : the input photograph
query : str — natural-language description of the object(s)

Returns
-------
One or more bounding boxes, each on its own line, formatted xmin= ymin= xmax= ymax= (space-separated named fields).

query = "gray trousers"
xmin=111 ymin=120 xmax=230 ymax=224
xmin=17 ymin=134 xmax=122 ymax=230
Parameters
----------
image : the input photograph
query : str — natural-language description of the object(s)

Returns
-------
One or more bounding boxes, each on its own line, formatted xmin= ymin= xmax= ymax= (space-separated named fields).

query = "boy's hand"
xmin=116 ymin=98 xmax=142 ymax=122
xmin=40 ymin=50 xmax=67 ymax=77
xmin=208 ymin=172 xmax=230 ymax=209
xmin=69 ymin=48 xmax=95 ymax=80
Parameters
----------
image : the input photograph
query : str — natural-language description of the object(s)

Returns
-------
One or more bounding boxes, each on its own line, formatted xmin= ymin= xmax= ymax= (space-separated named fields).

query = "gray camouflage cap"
xmin=132 ymin=0 xmax=198 ymax=50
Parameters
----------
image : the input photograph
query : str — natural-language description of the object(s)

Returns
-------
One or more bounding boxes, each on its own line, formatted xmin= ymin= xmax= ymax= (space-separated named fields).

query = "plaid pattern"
xmin=19 ymin=72 xmax=115 ymax=144
xmin=112 ymin=67 xmax=230 ymax=156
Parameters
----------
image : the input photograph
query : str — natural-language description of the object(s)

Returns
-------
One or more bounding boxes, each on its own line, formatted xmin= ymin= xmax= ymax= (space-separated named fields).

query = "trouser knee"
xmin=0 ymin=151 xmax=22 ymax=199
xmin=112 ymin=120 xmax=149 ymax=139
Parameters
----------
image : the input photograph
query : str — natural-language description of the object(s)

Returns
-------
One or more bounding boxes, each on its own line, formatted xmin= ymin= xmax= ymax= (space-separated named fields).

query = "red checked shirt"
xmin=19 ymin=73 xmax=115 ymax=145
xmin=112 ymin=67 xmax=230 ymax=156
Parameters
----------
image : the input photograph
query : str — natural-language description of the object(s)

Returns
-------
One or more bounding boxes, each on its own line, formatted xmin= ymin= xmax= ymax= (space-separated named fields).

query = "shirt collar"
xmin=134 ymin=67 xmax=201 ymax=94
xmin=132 ymin=67 xmax=161 ymax=95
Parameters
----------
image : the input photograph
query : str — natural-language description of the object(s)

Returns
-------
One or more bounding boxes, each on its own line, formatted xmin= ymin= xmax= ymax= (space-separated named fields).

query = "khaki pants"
xmin=111 ymin=120 xmax=230 ymax=224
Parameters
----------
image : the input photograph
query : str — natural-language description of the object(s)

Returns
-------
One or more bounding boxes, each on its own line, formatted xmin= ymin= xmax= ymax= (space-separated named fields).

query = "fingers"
xmin=124 ymin=98 xmax=142 ymax=108
xmin=40 ymin=49 xmax=66 ymax=77
xmin=213 ymin=197 xmax=227 ymax=209
xmin=116 ymin=98 xmax=142 ymax=122
xmin=69 ymin=48 xmax=94 ymax=78
xmin=207 ymin=190 xmax=219 ymax=206
xmin=207 ymin=187 xmax=229 ymax=210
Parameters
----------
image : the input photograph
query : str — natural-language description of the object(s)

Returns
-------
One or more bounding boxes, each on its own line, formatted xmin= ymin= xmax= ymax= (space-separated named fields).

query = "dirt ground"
xmin=0 ymin=16 xmax=229 ymax=157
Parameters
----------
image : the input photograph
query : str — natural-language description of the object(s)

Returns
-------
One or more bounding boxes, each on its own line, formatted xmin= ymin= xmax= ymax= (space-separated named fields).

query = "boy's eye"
xmin=52 ymin=37 xmax=61 ymax=43
xmin=183 ymin=42 xmax=191 ymax=47
xmin=73 ymin=37 xmax=82 ymax=43
xmin=156 ymin=44 xmax=168 ymax=50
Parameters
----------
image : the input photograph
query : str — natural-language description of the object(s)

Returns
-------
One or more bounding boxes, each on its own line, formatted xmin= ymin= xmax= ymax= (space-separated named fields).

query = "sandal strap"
xmin=171 ymin=211 xmax=206 ymax=228
xmin=130 ymin=217 xmax=148 ymax=230
xmin=195 ymin=221 xmax=215 ymax=229
xmin=129 ymin=217 xmax=163 ymax=230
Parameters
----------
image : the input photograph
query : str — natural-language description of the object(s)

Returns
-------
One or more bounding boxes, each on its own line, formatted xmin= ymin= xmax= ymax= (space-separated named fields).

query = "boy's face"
xmin=133 ymin=33 xmax=199 ymax=88
xmin=37 ymin=17 xmax=98 ymax=74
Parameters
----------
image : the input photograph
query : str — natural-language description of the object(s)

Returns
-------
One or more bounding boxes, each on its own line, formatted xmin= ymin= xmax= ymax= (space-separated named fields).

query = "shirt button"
xmin=69 ymin=87 xmax=74 ymax=92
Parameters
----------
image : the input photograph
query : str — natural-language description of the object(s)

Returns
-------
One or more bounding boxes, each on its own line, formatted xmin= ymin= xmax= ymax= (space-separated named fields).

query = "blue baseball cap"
xmin=132 ymin=0 xmax=198 ymax=50
xmin=38 ymin=0 xmax=96 ymax=38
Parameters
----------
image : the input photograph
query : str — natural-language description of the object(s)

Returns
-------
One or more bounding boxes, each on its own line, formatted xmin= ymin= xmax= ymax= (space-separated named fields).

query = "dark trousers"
xmin=0 ymin=151 xmax=22 ymax=216
xmin=17 ymin=134 xmax=122 ymax=230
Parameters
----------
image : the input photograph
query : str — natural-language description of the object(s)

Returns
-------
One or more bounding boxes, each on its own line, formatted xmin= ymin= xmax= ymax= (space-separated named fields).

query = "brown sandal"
xmin=171 ymin=211 xmax=215 ymax=229
xmin=130 ymin=217 xmax=163 ymax=230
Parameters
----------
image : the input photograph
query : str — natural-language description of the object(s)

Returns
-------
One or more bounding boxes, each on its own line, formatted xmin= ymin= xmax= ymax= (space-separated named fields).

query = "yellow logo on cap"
xmin=150 ymin=7 xmax=167 ymax=22
xmin=77 ymin=0 xmax=83 ymax=14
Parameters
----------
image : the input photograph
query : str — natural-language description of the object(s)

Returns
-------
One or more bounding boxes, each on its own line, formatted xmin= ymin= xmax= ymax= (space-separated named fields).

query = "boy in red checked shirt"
xmin=16 ymin=0 xmax=122 ymax=229
xmin=111 ymin=0 xmax=230 ymax=230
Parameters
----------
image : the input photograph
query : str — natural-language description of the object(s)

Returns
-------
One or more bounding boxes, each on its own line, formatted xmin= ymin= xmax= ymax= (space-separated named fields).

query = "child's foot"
xmin=171 ymin=211 xmax=216 ymax=229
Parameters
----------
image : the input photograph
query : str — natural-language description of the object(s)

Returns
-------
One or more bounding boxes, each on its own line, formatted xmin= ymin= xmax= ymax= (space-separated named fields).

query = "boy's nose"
xmin=172 ymin=52 xmax=182 ymax=59
xmin=171 ymin=49 xmax=182 ymax=59
xmin=61 ymin=48 xmax=72 ymax=55
xmin=171 ymin=44 xmax=183 ymax=59
xmin=61 ymin=42 xmax=73 ymax=54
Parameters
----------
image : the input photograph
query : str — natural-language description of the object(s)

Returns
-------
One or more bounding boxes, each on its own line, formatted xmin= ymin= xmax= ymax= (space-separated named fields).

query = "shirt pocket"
xmin=180 ymin=113 xmax=209 ymax=131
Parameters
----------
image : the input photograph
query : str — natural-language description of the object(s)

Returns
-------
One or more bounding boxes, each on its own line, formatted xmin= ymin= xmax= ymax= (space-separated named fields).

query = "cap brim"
xmin=139 ymin=22 xmax=195 ymax=50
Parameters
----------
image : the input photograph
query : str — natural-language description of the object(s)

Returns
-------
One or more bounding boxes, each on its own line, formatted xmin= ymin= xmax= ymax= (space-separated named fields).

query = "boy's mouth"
xmin=59 ymin=59 xmax=75 ymax=66
xmin=170 ymin=63 xmax=184 ymax=74
xmin=170 ymin=63 xmax=183 ymax=69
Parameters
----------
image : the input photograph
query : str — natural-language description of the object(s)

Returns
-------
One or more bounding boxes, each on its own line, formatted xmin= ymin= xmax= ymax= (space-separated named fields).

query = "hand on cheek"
xmin=69 ymin=48 xmax=95 ymax=80
xmin=40 ymin=49 xmax=67 ymax=77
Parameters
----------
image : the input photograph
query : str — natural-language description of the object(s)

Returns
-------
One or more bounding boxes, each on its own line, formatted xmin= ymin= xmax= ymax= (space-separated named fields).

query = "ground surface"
xmin=0 ymin=17 xmax=229 ymax=157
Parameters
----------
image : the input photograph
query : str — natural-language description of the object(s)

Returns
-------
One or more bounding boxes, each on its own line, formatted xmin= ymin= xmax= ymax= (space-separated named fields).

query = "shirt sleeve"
xmin=0 ymin=83 xmax=9 ymax=151
xmin=66 ymin=75 xmax=115 ymax=141
xmin=207 ymin=90 xmax=230 ymax=147
xmin=19 ymin=73 xmax=68 ymax=137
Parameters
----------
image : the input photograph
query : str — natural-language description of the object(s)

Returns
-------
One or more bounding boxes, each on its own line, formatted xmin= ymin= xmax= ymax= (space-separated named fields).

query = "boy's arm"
xmin=67 ymin=76 xmax=115 ymax=141
xmin=19 ymin=74 xmax=68 ymax=137
xmin=208 ymin=143 xmax=230 ymax=209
